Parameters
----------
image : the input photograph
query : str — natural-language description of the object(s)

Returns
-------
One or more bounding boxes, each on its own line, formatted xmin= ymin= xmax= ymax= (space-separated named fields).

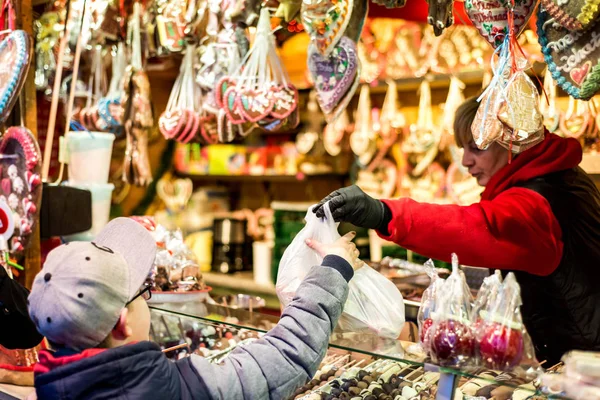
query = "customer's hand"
xmin=313 ymin=185 xmax=385 ymax=230
xmin=306 ymin=232 xmax=363 ymax=270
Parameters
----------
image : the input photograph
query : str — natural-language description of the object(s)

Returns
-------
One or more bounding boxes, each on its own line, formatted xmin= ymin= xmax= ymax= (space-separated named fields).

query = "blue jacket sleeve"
xmin=176 ymin=257 xmax=352 ymax=400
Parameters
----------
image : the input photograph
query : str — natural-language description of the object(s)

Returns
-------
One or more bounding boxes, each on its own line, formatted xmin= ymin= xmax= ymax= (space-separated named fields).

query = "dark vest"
xmin=513 ymin=167 xmax=600 ymax=365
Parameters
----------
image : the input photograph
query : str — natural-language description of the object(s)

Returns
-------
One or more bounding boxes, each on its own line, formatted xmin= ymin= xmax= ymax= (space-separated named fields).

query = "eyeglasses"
xmin=125 ymin=284 xmax=152 ymax=306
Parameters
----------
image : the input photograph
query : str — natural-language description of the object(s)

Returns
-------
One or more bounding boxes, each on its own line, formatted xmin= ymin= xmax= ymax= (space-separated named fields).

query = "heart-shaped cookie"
xmin=270 ymin=85 xmax=299 ymax=119
xmin=302 ymin=0 xmax=353 ymax=56
xmin=259 ymin=107 xmax=300 ymax=133
xmin=541 ymin=0 xmax=600 ymax=30
xmin=159 ymin=109 xmax=186 ymax=139
xmin=308 ymin=36 xmax=359 ymax=115
xmin=223 ymin=87 xmax=247 ymax=124
xmin=179 ymin=110 xmax=201 ymax=144
xmin=0 ymin=127 xmax=42 ymax=253
xmin=465 ymin=0 xmax=534 ymax=47
xmin=538 ymin=9 xmax=600 ymax=100
xmin=237 ymin=88 xmax=274 ymax=123
xmin=0 ymin=31 xmax=32 ymax=124
xmin=215 ymin=77 xmax=235 ymax=109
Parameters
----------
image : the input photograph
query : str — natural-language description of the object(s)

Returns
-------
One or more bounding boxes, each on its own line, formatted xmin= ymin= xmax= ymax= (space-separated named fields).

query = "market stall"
xmin=0 ymin=0 xmax=598 ymax=398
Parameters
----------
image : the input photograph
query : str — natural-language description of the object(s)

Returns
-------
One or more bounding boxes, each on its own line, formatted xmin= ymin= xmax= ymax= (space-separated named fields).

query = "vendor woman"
xmin=314 ymin=96 xmax=600 ymax=365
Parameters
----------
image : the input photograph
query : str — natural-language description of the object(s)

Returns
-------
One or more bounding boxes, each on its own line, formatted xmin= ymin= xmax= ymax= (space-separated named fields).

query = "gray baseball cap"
xmin=28 ymin=218 xmax=157 ymax=350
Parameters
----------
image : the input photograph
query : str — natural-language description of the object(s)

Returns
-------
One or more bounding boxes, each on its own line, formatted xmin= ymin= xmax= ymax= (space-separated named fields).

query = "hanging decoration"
xmin=0 ymin=30 xmax=32 ymax=125
xmin=404 ymin=80 xmax=440 ymax=177
xmin=121 ymin=3 xmax=154 ymax=186
xmin=159 ymin=44 xmax=217 ymax=144
xmin=540 ymin=0 xmax=600 ymax=30
xmin=367 ymin=81 xmax=405 ymax=174
xmin=538 ymin=8 xmax=600 ymax=100
xmin=350 ymin=85 xmax=377 ymax=167
xmin=426 ymin=0 xmax=454 ymax=36
xmin=217 ymin=8 xmax=299 ymax=133
xmin=465 ymin=0 xmax=534 ymax=48
xmin=77 ymin=46 xmax=108 ymax=132
xmin=307 ymin=0 xmax=366 ymax=122
xmin=439 ymin=77 xmax=465 ymax=150
xmin=98 ymin=43 xmax=127 ymax=135
xmin=302 ymin=0 xmax=353 ymax=57
xmin=469 ymin=0 xmax=543 ymax=156
xmin=0 ymin=128 xmax=42 ymax=253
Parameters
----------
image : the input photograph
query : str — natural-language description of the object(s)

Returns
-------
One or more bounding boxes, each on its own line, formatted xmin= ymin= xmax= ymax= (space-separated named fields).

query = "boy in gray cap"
xmin=28 ymin=217 xmax=360 ymax=399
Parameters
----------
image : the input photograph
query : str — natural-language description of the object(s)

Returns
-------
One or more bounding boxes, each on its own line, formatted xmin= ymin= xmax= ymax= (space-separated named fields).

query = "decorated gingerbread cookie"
xmin=538 ymin=8 xmax=600 ymax=100
xmin=302 ymin=0 xmax=353 ymax=57
xmin=541 ymin=0 xmax=600 ymax=30
xmin=308 ymin=36 xmax=360 ymax=116
xmin=0 ymin=127 xmax=42 ymax=253
xmin=0 ymin=31 xmax=32 ymax=124
xmin=465 ymin=0 xmax=534 ymax=47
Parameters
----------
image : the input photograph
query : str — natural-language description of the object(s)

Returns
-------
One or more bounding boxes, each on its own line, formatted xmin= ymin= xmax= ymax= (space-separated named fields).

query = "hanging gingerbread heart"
xmin=215 ymin=77 xmax=236 ymax=110
xmin=302 ymin=0 xmax=353 ymax=56
xmin=237 ymin=88 xmax=275 ymax=123
xmin=308 ymin=36 xmax=359 ymax=115
xmin=0 ymin=31 xmax=32 ymax=124
xmin=538 ymin=9 xmax=600 ymax=100
xmin=0 ymin=127 xmax=42 ymax=253
xmin=224 ymin=87 xmax=247 ymax=124
xmin=541 ymin=0 xmax=600 ymax=30
xmin=465 ymin=0 xmax=534 ymax=48
xmin=270 ymin=85 xmax=299 ymax=119
xmin=159 ymin=109 xmax=186 ymax=139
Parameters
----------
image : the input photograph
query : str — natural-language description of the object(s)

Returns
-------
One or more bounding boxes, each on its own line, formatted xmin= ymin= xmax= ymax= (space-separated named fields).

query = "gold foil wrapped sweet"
xmin=471 ymin=69 xmax=544 ymax=154
xmin=496 ymin=71 xmax=544 ymax=152
xmin=471 ymin=87 xmax=504 ymax=150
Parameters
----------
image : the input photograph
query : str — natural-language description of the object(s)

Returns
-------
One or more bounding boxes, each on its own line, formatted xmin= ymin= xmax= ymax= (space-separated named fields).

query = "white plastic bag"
xmin=338 ymin=265 xmax=406 ymax=338
xmin=276 ymin=202 xmax=405 ymax=339
xmin=275 ymin=204 xmax=339 ymax=306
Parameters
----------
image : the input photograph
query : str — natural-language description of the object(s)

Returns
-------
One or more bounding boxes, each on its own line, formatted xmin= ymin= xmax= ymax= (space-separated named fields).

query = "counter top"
xmin=202 ymin=272 xmax=277 ymax=296
xmin=0 ymin=384 xmax=33 ymax=400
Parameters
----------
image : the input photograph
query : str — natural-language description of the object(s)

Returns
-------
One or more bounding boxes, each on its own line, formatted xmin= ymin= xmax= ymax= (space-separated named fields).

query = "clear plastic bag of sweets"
xmin=417 ymin=259 xmax=443 ymax=350
xmin=428 ymin=254 xmax=475 ymax=367
xmin=276 ymin=202 xmax=405 ymax=339
xmin=474 ymin=272 xmax=537 ymax=371
xmin=471 ymin=270 xmax=503 ymax=334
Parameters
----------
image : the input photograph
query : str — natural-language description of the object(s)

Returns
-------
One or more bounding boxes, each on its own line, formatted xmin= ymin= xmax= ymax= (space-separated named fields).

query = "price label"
xmin=0 ymin=202 xmax=14 ymax=241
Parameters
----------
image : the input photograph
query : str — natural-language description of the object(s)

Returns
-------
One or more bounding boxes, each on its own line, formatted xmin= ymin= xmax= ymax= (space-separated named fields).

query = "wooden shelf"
xmin=175 ymin=172 xmax=348 ymax=183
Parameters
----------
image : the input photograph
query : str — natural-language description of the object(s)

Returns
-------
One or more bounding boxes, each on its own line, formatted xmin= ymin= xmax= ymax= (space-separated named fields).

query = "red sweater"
xmin=378 ymin=133 xmax=583 ymax=276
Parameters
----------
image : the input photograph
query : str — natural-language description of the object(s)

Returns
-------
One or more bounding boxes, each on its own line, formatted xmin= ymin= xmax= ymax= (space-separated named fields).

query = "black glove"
xmin=313 ymin=185 xmax=392 ymax=232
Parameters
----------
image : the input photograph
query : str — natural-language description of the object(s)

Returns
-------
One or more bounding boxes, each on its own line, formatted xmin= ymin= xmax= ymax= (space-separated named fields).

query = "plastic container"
xmin=253 ymin=240 xmax=273 ymax=286
xmin=63 ymin=182 xmax=114 ymax=242
xmin=65 ymin=131 xmax=115 ymax=184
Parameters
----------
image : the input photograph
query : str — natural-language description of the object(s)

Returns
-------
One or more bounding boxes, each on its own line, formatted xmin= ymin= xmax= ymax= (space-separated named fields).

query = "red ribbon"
xmin=0 ymin=0 xmax=15 ymax=31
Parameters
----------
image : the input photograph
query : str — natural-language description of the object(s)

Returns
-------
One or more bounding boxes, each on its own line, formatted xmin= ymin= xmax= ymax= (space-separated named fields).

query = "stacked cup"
xmin=62 ymin=131 xmax=115 ymax=241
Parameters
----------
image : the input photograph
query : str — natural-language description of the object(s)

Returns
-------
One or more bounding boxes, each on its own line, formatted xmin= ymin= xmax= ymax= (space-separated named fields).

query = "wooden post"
xmin=17 ymin=0 xmax=41 ymax=288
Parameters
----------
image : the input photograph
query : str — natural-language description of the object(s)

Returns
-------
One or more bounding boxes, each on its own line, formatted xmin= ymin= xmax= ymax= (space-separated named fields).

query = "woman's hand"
xmin=306 ymin=232 xmax=363 ymax=270
xmin=313 ymin=185 xmax=386 ymax=230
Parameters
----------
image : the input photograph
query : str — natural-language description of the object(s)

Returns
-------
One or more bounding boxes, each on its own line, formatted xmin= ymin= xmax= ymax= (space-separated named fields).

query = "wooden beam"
xmin=17 ymin=0 xmax=42 ymax=288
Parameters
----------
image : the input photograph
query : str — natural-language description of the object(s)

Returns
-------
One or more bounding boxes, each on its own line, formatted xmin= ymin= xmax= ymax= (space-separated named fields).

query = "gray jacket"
xmin=34 ymin=256 xmax=352 ymax=400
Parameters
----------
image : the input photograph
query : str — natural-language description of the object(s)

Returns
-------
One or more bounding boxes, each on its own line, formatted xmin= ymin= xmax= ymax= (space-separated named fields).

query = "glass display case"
xmin=150 ymin=303 xmax=565 ymax=400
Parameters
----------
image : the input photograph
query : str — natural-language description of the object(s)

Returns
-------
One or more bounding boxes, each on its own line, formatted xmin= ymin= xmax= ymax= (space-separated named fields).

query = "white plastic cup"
xmin=253 ymin=241 xmax=273 ymax=286
xmin=63 ymin=182 xmax=115 ymax=242
xmin=66 ymin=131 xmax=115 ymax=184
